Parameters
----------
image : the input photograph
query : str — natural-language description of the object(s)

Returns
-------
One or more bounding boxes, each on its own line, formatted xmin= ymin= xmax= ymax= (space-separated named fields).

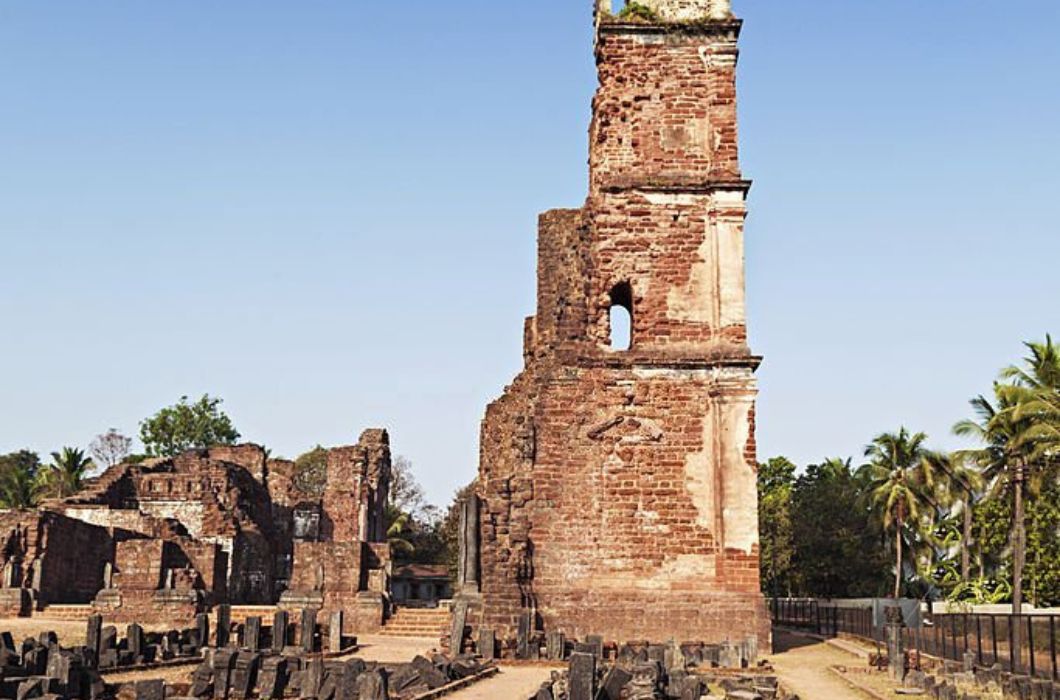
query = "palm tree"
xmin=861 ymin=428 xmax=939 ymax=598
xmin=957 ymin=336 xmax=1060 ymax=617
xmin=37 ymin=447 xmax=94 ymax=499
xmin=385 ymin=504 xmax=415 ymax=559
xmin=930 ymin=452 xmax=984 ymax=583
xmin=954 ymin=387 xmax=1044 ymax=616
xmin=1004 ymin=335 xmax=1060 ymax=468
xmin=1000 ymin=335 xmax=1060 ymax=395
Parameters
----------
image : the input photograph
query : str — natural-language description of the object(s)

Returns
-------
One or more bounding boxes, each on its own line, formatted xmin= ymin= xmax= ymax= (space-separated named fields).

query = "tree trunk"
xmin=895 ymin=510 xmax=904 ymax=599
xmin=1013 ymin=469 xmax=1025 ymax=616
xmin=962 ymin=491 xmax=973 ymax=583
xmin=1012 ymin=465 xmax=1026 ymax=667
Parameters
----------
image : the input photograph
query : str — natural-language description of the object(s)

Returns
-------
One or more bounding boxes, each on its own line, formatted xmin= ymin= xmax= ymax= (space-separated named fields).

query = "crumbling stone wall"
xmin=473 ymin=4 xmax=768 ymax=649
xmin=280 ymin=430 xmax=392 ymax=632
xmin=12 ymin=430 xmax=391 ymax=624
xmin=0 ymin=511 xmax=112 ymax=609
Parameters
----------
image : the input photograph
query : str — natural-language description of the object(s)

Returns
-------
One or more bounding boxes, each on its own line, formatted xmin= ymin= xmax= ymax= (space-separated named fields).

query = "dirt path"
xmin=444 ymin=666 xmax=556 ymax=699
xmin=348 ymin=634 xmax=438 ymax=664
xmin=767 ymin=631 xmax=876 ymax=700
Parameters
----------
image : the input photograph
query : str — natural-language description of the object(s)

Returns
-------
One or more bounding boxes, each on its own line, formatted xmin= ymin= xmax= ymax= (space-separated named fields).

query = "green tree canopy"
xmin=139 ymin=394 xmax=240 ymax=457
xmin=758 ymin=456 xmax=796 ymax=598
xmin=0 ymin=451 xmax=42 ymax=510
xmin=789 ymin=458 xmax=890 ymax=598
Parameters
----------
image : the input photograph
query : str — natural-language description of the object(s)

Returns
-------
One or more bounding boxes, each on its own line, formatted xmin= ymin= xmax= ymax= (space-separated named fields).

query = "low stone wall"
xmin=904 ymin=657 xmax=1060 ymax=700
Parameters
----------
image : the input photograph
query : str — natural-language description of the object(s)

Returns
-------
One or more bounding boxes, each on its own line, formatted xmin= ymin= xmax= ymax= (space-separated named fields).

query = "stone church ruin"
xmin=460 ymin=0 xmax=770 ymax=651
xmin=0 ymin=431 xmax=392 ymax=630
xmin=1 ymin=0 xmax=769 ymax=680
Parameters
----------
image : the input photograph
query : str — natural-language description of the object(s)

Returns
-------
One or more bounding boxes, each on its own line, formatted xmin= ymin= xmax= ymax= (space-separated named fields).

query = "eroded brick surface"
xmin=473 ymin=7 xmax=768 ymax=649
xmin=0 ymin=431 xmax=391 ymax=626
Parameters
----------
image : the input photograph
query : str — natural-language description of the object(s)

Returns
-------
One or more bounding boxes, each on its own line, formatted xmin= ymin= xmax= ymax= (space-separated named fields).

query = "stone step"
xmin=378 ymin=629 xmax=446 ymax=638
xmin=38 ymin=605 xmax=95 ymax=621
xmin=388 ymin=612 xmax=450 ymax=620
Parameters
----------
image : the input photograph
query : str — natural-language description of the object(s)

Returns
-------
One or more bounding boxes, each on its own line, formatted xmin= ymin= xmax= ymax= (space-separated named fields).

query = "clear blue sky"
xmin=2 ymin=1 xmax=1058 ymax=507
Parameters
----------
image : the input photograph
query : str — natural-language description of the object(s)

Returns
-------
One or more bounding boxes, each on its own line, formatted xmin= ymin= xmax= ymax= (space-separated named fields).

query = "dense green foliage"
xmin=760 ymin=335 xmax=1060 ymax=607
xmin=139 ymin=394 xmax=240 ymax=457
xmin=0 ymin=450 xmax=43 ymax=509
xmin=758 ymin=457 xmax=795 ymax=596
xmin=799 ymin=459 xmax=893 ymax=597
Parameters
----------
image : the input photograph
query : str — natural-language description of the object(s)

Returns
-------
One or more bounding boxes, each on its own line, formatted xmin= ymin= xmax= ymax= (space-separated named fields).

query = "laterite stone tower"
xmin=467 ymin=0 xmax=769 ymax=649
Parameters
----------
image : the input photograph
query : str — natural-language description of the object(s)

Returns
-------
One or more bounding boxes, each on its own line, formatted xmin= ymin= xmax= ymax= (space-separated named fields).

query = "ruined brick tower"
xmin=466 ymin=0 xmax=770 ymax=649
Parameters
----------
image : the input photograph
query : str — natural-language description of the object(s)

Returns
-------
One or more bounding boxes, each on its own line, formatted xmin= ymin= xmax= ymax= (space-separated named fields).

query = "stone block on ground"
xmin=568 ymin=652 xmax=595 ymax=700
xmin=134 ymin=678 xmax=165 ymax=700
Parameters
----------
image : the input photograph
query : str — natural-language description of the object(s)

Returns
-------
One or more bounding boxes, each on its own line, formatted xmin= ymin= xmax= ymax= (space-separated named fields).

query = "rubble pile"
xmin=181 ymin=646 xmax=490 ymax=700
xmin=0 ymin=604 xmax=495 ymax=700
xmin=526 ymin=640 xmax=787 ymax=700
xmin=901 ymin=657 xmax=1060 ymax=700
xmin=0 ymin=629 xmax=108 ymax=700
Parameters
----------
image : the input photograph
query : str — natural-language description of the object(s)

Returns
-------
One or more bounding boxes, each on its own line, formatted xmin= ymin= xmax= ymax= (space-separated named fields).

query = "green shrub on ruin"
xmin=616 ymin=2 xmax=660 ymax=23
xmin=292 ymin=446 xmax=328 ymax=498
xmin=139 ymin=394 xmax=240 ymax=457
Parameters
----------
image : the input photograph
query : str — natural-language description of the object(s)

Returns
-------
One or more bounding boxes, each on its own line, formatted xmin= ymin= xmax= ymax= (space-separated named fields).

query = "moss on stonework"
xmin=615 ymin=2 xmax=661 ymax=23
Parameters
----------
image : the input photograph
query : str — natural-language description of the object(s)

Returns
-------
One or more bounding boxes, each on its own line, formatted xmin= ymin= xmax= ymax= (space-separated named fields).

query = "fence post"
xmin=1050 ymin=615 xmax=1057 ymax=682
xmin=976 ymin=614 xmax=983 ymax=665
xmin=991 ymin=615 xmax=999 ymax=667
xmin=963 ymin=613 xmax=969 ymax=656
xmin=1027 ymin=616 xmax=1036 ymax=678
xmin=1009 ymin=615 xmax=1016 ymax=673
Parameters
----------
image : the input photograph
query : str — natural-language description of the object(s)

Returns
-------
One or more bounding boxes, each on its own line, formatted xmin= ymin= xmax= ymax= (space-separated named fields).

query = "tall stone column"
xmin=457 ymin=495 xmax=480 ymax=593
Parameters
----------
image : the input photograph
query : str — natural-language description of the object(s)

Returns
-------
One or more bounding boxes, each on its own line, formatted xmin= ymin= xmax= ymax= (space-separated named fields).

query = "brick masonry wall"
xmin=475 ymin=12 xmax=769 ymax=649
xmin=35 ymin=513 xmax=113 ymax=605
xmin=0 ymin=511 xmax=113 ymax=606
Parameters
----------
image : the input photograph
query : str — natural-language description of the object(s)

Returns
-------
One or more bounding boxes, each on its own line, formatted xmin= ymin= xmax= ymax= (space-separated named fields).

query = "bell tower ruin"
xmin=468 ymin=0 xmax=769 ymax=650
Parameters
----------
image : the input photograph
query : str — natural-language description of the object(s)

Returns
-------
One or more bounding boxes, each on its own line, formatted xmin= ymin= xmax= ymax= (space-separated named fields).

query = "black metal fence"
xmin=770 ymin=598 xmax=875 ymax=640
xmin=770 ymin=599 xmax=1060 ymax=682
xmin=910 ymin=613 xmax=1060 ymax=681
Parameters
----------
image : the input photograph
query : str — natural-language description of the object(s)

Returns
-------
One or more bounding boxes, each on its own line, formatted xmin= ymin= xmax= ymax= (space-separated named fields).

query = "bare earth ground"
xmin=443 ymin=666 xmax=556 ymax=699
xmin=767 ymin=630 xmax=878 ymax=700
xmin=347 ymin=634 xmax=438 ymax=664
xmin=0 ymin=618 xmax=177 ymax=648
xmin=5 ymin=619 xmax=930 ymax=699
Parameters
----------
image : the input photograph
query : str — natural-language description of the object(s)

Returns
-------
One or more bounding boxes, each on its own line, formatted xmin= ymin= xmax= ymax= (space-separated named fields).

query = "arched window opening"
xmin=608 ymin=282 xmax=633 ymax=351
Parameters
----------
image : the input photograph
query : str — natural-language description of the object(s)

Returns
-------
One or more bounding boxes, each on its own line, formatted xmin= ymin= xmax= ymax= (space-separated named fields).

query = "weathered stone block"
xmin=243 ymin=617 xmax=261 ymax=652
xmin=215 ymin=605 xmax=232 ymax=648
xmin=134 ymin=678 xmax=165 ymax=700
xmin=300 ymin=608 xmax=318 ymax=653
xmin=328 ymin=611 xmax=344 ymax=653
xmin=271 ymin=610 xmax=289 ymax=653
xmin=479 ymin=628 xmax=496 ymax=660
xmin=568 ymin=652 xmax=595 ymax=700
xmin=354 ymin=669 xmax=388 ymax=700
